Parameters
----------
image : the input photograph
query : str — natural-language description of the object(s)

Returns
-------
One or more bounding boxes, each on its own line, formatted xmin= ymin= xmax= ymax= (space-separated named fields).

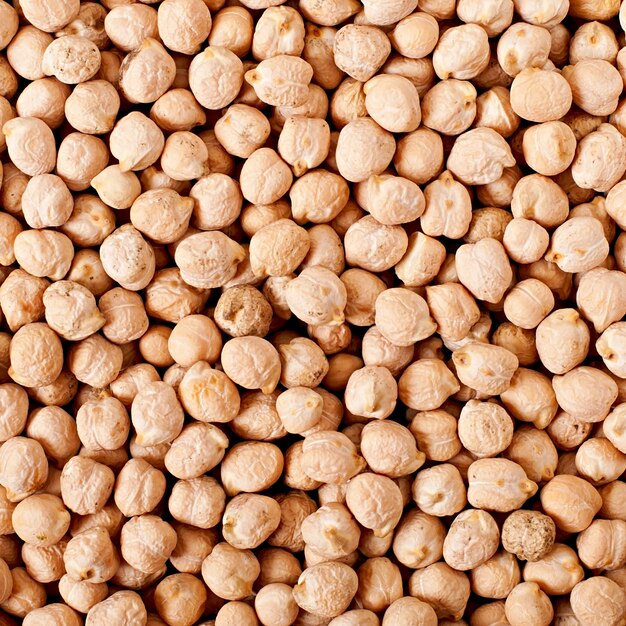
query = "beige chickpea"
xmin=523 ymin=543 xmax=584 ymax=595
xmin=56 ymin=132 xmax=108 ymax=193
xmin=412 ymin=463 xmax=466 ymax=517
xmin=64 ymin=527 xmax=118 ymax=584
xmin=522 ymin=121 xmax=576 ymax=176
xmin=358 ymin=174 xmax=425 ymax=227
xmin=361 ymin=74 xmax=421 ymax=134
xmin=3 ymin=117 xmax=56 ymax=177
xmin=340 ymin=269 xmax=386 ymax=327
xmin=167 ymin=314 xmax=222 ymax=367
xmin=145 ymin=268 xmax=208 ymax=323
xmin=541 ymin=474 xmax=602 ymax=532
xmin=354 ymin=557 xmax=402 ymax=613
xmin=393 ymin=127 xmax=444 ymax=185
xmin=11 ymin=494 xmax=69 ymax=547
xmin=0 ymin=383 xmax=27 ymax=444
xmin=0 ymin=213 xmax=21 ymax=267
xmin=91 ymin=165 xmax=141 ymax=211
xmin=120 ymin=514 xmax=177 ymax=575
xmin=329 ymin=77 xmax=367 ymax=130
xmin=0 ymin=56 xmax=17 ymax=100
xmin=175 ymin=231 xmax=245 ymax=289
xmin=360 ymin=327 xmax=411 ymax=378
xmin=98 ymin=288 xmax=149 ymax=345
xmin=457 ymin=400 xmax=514 ymax=458
xmin=59 ymin=195 xmax=115 ymax=248
xmin=131 ymin=381 xmax=184 ymax=447
xmin=575 ymin=437 xmax=626 ymax=485
xmin=476 ymin=165 xmax=521 ymax=208
xmin=345 ymin=473 xmax=403 ymax=537
xmin=502 ymin=279 xmax=554 ymax=330
xmin=598 ymin=325 xmax=626 ymax=379
xmin=42 ymin=36 xmax=101 ymax=85
xmin=408 ymin=562 xmax=470 ymax=620
xmin=570 ymin=577 xmax=626 ymax=626
xmin=60 ymin=455 xmax=114 ymax=515
xmin=160 ymin=131 xmax=209 ymax=182
xmin=375 ymin=288 xmax=435 ymax=347
xmin=26 ymin=406 xmax=80 ymax=467
xmin=400 ymin=360 xmax=460 ymax=411
xmin=276 ymin=387 xmax=323 ymax=434
xmin=497 ymin=23 xmax=551 ymax=77
xmin=140 ymin=325 xmax=174 ymax=367
xmin=0 ymin=270 xmax=49 ymax=333
xmin=503 ymin=218 xmax=550 ymax=265
xmin=0 ymin=1 xmax=17 ymax=50
xmin=345 ymin=216 xmax=408 ymax=272
xmin=169 ymin=523 xmax=217 ymax=574
xmin=452 ymin=342 xmax=518 ymax=396
xmin=456 ymin=0 xmax=513 ymax=35
xmin=150 ymin=88 xmax=206 ymax=133
xmin=178 ymin=361 xmax=240 ymax=424
xmin=252 ymin=5 xmax=305 ymax=60
xmin=75 ymin=396 xmax=129 ymax=452
xmin=220 ymin=336 xmax=281 ymax=394
xmin=119 ymin=38 xmax=176 ymax=104
xmin=109 ymin=112 xmax=164 ymax=173
xmin=511 ymin=173 xmax=569 ymax=229
xmin=277 ymin=118 xmax=330 ymax=179
xmin=563 ymin=59 xmax=622 ymax=117
xmin=249 ymin=219 xmax=309 ymax=278
xmin=301 ymin=431 xmax=364 ymax=485
xmin=505 ymin=426 xmax=556 ymax=485
xmin=509 ymin=67 xmax=572 ymax=123
xmin=15 ymin=77 xmax=70 ymax=130
xmin=388 ymin=11 xmax=438 ymax=59
xmin=455 ymin=238 xmax=513 ymax=304
xmin=221 ymin=441 xmax=283 ymax=496
xmin=576 ymin=519 xmax=626 ymax=571
xmin=157 ymin=0 xmax=211 ymax=55
xmin=0 ymin=567 xmax=46 ymax=617
xmin=113 ymin=458 xmax=165 ymax=518
xmin=392 ymin=509 xmax=445 ymax=569
xmin=6 ymin=27 xmax=53 ymax=82
xmin=336 ymin=118 xmax=396 ymax=184
xmin=420 ymin=171 xmax=472 ymax=239
xmin=221 ymin=494 xmax=281 ymax=550
xmin=202 ymin=542 xmax=260 ymax=601
xmin=104 ymin=5 xmax=158 ymax=52
xmin=293 ymin=562 xmax=357 ymax=618
xmin=64 ymin=80 xmax=120 ymax=135
xmin=606 ymin=180 xmax=626 ymax=231
xmin=330 ymin=24 xmax=390 ymax=83
xmin=246 ymin=55 xmax=312 ymax=107
xmin=301 ymin=502 xmax=359 ymax=560
xmin=553 ymin=366 xmax=618 ymax=423
xmin=209 ymin=6 xmax=253 ymax=57
xmin=154 ymin=573 xmax=207 ymax=626
xmin=422 ymin=79 xmax=475 ymax=136
xmin=443 ymin=509 xmax=500 ymax=571
xmin=300 ymin=226 xmax=345 ymax=277
xmin=13 ymin=229 xmax=74 ymax=282
xmin=254 ymin=583 xmax=298 ymax=626
xmin=240 ymin=148 xmax=293 ymax=206
xmin=86 ymin=590 xmax=147 ymax=626
xmin=66 ymin=333 xmax=122 ymax=388
xmin=545 ymin=221 xmax=609 ymax=273
xmin=434 ymin=24 xmax=490 ymax=80
xmin=290 ymin=170 xmax=349 ymax=226
xmin=22 ymin=603 xmax=82 ymax=626
xmin=536 ymin=309 xmax=590 ymax=374
xmin=468 ymin=458 xmax=537 ymax=512
xmin=58 ymin=574 xmax=107 ymax=614
xmin=214 ymin=105 xmax=270 ymax=160
xmin=470 ymin=550 xmax=520 ymax=600
xmin=572 ymin=123 xmax=626 ymax=192
xmin=215 ymin=601 xmax=258 ymax=626
xmin=168 ymin=476 xmax=225 ymax=529
xmin=504 ymin=582 xmax=553 ymax=626
xmin=423 ymin=284 xmax=478 ymax=343
xmin=189 ymin=173 xmax=242 ymax=231
xmin=361 ymin=420 xmax=424 ymax=478
xmin=166 ymin=422 xmax=229 ymax=479
xmin=463 ymin=207 xmax=512 ymax=244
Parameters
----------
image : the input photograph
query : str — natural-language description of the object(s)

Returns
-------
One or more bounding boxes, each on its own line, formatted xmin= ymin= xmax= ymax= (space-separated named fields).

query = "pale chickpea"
xmin=536 ymin=308 xmax=590 ymax=374
xmin=6 ymin=27 xmax=53 ymax=82
xmin=399 ymin=359 xmax=460 ymax=411
xmin=522 ymin=121 xmax=576 ymax=176
xmin=576 ymin=437 xmax=626 ymax=485
xmin=245 ymin=55 xmax=312 ymax=107
xmin=361 ymin=420 xmax=424 ymax=477
xmin=63 ymin=527 xmax=118 ymax=584
xmin=154 ymin=573 xmax=207 ymax=626
xmin=11 ymin=494 xmax=69 ymax=548
xmin=26 ymin=406 xmax=80 ymax=467
xmin=541 ymin=474 xmax=602 ymax=532
xmin=345 ymin=216 xmax=408 ymax=272
xmin=571 ymin=123 xmax=626 ymax=193
xmin=59 ymin=195 xmax=115 ymax=248
xmin=599 ymin=326 xmax=626 ymax=379
xmin=86 ymin=590 xmax=148 ymax=626
xmin=301 ymin=431 xmax=364 ymax=485
xmin=57 ymin=132 xmax=109 ymax=192
xmin=0 ymin=567 xmax=46 ymax=618
xmin=523 ymin=543 xmax=584 ymax=595
xmin=394 ymin=127 xmax=444 ymax=185
xmin=120 ymin=514 xmax=177 ymax=575
xmin=570 ymin=577 xmax=626 ymax=626
xmin=361 ymin=327 xmax=412 ymax=377
xmin=131 ymin=381 xmax=184 ymax=447
xmin=104 ymin=5 xmax=158 ymax=52
xmin=145 ymin=268 xmax=209 ymax=323
xmin=443 ymin=508 xmax=500 ymax=571
xmin=119 ymin=38 xmax=176 ymax=104
xmin=221 ymin=441 xmax=283 ymax=496
xmin=58 ymin=574 xmax=107 ymax=614
xmin=497 ymin=23 xmax=551 ymax=77
xmin=15 ymin=78 xmax=70 ymax=130
xmin=0 ymin=1 xmax=17 ymax=51
xmin=329 ymin=78 xmax=367 ymax=129
xmin=469 ymin=550 xmax=520 ymax=600
xmin=391 ymin=508 xmax=444 ymax=570
xmin=504 ymin=582 xmax=553 ymax=626
xmin=302 ymin=24 xmax=343 ymax=91
xmin=340 ymin=269 xmax=386 ymax=328
xmin=433 ymin=24 xmax=490 ymax=80
xmin=408 ymin=562 xmax=470 ymax=620
xmin=422 ymin=79 xmax=475 ymax=136
xmin=110 ymin=112 xmax=164 ymax=173
xmin=139 ymin=326 xmax=174 ymax=368
xmin=65 ymin=80 xmax=120 ymax=135
xmin=202 ymin=542 xmax=260 ymax=601
xmin=502 ymin=218 xmax=550 ymax=265
xmin=220 ymin=336 xmax=281 ymax=394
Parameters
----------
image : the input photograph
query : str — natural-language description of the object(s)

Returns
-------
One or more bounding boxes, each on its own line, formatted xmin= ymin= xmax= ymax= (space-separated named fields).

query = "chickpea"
xmin=399 ymin=359 xmax=460 ymax=411
xmin=0 ymin=567 xmax=46 ymax=617
xmin=536 ymin=309 xmax=590 ymax=375
xmin=505 ymin=582 xmax=554 ymax=626
xmin=570 ymin=576 xmax=626 ymax=626
xmin=86 ymin=590 xmax=148 ymax=626
xmin=61 ymin=456 xmax=114 ymax=515
xmin=64 ymin=527 xmax=118 ymax=584
xmin=470 ymin=550 xmax=520 ymax=600
xmin=408 ymin=562 xmax=470 ymax=620
xmin=361 ymin=420 xmax=424 ymax=477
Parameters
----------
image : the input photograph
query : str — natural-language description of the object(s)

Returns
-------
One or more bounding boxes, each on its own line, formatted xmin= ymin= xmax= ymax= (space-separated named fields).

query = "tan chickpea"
xmin=63 ymin=80 xmax=119 ymax=135
xmin=6 ymin=27 xmax=53 ymax=82
xmin=575 ymin=518 xmax=626 ymax=572
xmin=522 ymin=120 xmax=577 ymax=176
xmin=66 ymin=333 xmax=122 ymax=388
xmin=0 ymin=1 xmax=17 ymax=50
xmin=540 ymin=474 xmax=602 ymax=532
xmin=60 ymin=455 xmax=114 ymax=515
xmin=58 ymin=574 xmax=107 ymax=614
xmin=421 ymin=79 xmax=475 ymax=136
xmin=553 ymin=366 xmax=618 ymax=423
xmin=109 ymin=112 xmax=164 ymax=173
xmin=575 ymin=437 xmax=626 ymax=485
xmin=571 ymin=123 xmax=626 ymax=193
xmin=221 ymin=494 xmax=280 ymax=551
xmin=0 ymin=383 xmax=28 ymax=444
xmin=408 ymin=562 xmax=470 ymax=620
xmin=157 ymin=0 xmax=211 ymax=55
xmin=98 ymin=288 xmax=148 ymax=345
xmin=245 ymin=55 xmax=312 ymax=107
xmin=120 ymin=514 xmax=177 ymax=576
xmin=570 ymin=577 xmax=626 ymax=626
xmin=502 ymin=218 xmax=550 ymax=265
xmin=11 ymin=494 xmax=69 ymax=548
xmin=535 ymin=308 xmax=590 ymax=375
xmin=86 ymin=590 xmax=148 ymax=626
xmin=360 ymin=327 xmax=411 ymax=377
xmin=57 ymin=132 xmax=109 ymax=193
xmin=58 ymin=195 xmax=114 ymax=248
xmin=25 ymin=406 xmax=80 ymax=467
xmin=302 ymin=23 xmax=343 ymax=91
xmin=91 ymin=165 xmax=142 ymax=211
xmin=523 ymin=543 xmax=584 ymax=596
xmin=456 ymin=400 xmax=514 ymax=458
xmin=504 ymin=582 xmax=553 ymax=626
xmin=201 ymin=541 xmax=260 ymax=601
xmin=220 ymin=336 xmax=281 ymax=394
xmin=511 ymin=174 xmax=569 ymax=229
xmin=169 ymin=523 xmax=217 ymax=575
xmin=452 ymin=342 xmax=518 ymax=396
xmin=22 ymin=603 xmax=82 ymax=626
xmin=293 ymin=561 xmax=357 ymax=618
xmin=390 ymin=508 xmax=444 ymax=570
xmin=3 ymin=116 xmax=57 ymax=177
xmin=0 ymin=567 xmax=46 ymax=617
xmin=168 ymin=476 xmax=224 ymax=530
xmin=42 ymin=36 xmax=101 ymax=85
xmin=599 ymin=325 xmax=626 ymax=380
xmin=339 ymin=269 xmax=386 ymax=328
xmin=119 ymin=38 xmax=176 ymax=104
xmin=220 ymin=441 xmax=283 ymax=496
xmin=393 ymin=127 xmax=444 ymax=185
xmin=112 ymin=458 xmax=165 ymax=518
xmin=104 ymin=5 xmax=158 ymax=52
xmin=345 ymin=216 xmax=408 ymax=273
xmin=63 ymin=527 xmax=118 ymax=584
xmin=400 ymin=359 xmax=460 ymax=411
xmin=443 ymin=509 xmax=500 ymax=571
xmin=336 ymin=118 xmax=396 ymax=184
xmin=300 ymin=502 xmax=359 ymax=561
xmin=496 ymin=23 xmax=551 ymax=77
xmin=470 ymin=550 xmax=520 ymax=601
xmin=432 ymin=23 xmax=490 ymax=80
xmin=511 ymin=61 xmax=572 ymax=114
xmin=301 ymin=431 xmax=364 ymax=485
xmin=15 ymin=77 xmax=70 ymax=131
xmin=154 ymin=573 xmax=207 ymax=626
xmin=131 ymin=381 xmax=184 ymax=447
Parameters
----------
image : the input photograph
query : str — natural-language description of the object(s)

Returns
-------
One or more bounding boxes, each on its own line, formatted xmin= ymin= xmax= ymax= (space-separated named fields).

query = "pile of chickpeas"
xmin=1 ymin=0 xmax=626 ymax=624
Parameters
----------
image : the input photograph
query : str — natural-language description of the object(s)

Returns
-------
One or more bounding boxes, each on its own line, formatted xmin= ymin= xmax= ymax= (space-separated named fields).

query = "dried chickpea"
xmin=470 ymin=550 xmax=520 ymax=600
xmin=399 ymin=359 xmax=460 ymax=411
xmin=375 ymin=288 xmax=435 ymax=347
xmin=60 ymin=456 xmax=114 ymax=515
xmin=504 ymin=582 xmax=553 ymax=626
xmin=570 ymin=576 xmax=626 ymax=626
xmin=42 ymin=36 xmax=101 ymax=85
xmin=0 ymin=567 xmax=46 ymax=618
xmin=433 ymin=24 xmax=490 ymax=80
xmin=408 ymin=562 xmax=470 ymax=620
xmin=86 ymin=590 xmax=147 ymax=626
xmin=6 ymin=27 xmax=53 ymax=82
xmin=245 ymin=55 xmax=312 ymax=107
xmin=63 ymin=527 xmax=118 ymax=584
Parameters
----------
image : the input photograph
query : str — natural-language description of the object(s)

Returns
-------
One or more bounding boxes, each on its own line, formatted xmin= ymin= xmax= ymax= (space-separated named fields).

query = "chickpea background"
xmin=0 ymin=0 xmax=625 ymax=622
